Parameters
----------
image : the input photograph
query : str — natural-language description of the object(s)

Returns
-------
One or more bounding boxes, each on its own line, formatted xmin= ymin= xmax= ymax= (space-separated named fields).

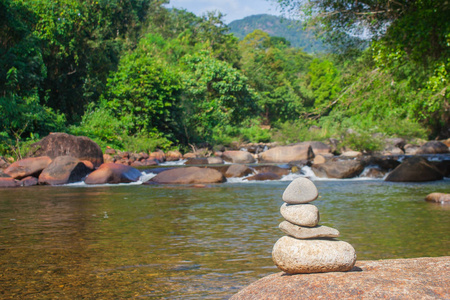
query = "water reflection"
xmin=0 ymin=180 xmax=449 ymax=299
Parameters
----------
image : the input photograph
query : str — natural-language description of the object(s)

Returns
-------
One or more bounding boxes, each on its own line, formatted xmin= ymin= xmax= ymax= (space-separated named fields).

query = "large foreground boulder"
xmin=385 ymin=156 xmax=444 ymax=182
xmin=27 ymin=133 xmax=103 ymax=168
xmin=150 ymin=167 xmax=225 ymax=184
xmin=231 ymin=256 xmax=450 ymax=300
xmin=312 ymin=159 xmax=366 ymax=179
xmin=84 ymin=163 xmax=142 ymax=184
xmin=39 ymin=156 xmax=92 ymax=185
xmin=4 ymin=156 xmax=52 ymax=179
xmin=259 ymin=143 xmax=314 ymax=163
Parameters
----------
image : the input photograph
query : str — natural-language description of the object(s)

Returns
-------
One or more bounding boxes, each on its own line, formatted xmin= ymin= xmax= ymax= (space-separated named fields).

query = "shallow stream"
xmin=0 ymin=175 xmax=449 ymax=299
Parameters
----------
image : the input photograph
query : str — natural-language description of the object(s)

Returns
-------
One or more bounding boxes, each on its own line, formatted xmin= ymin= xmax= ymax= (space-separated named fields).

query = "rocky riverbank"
xmin=231 ymin=256 xmax=450 ymax=299
xmin=0 ymin=132 xmax=449 ymax=187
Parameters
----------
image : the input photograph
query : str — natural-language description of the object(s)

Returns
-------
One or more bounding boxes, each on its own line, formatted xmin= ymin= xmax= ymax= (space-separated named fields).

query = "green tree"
xmin=239 ymin=30 xmax=312 ymax=124
xmin=104 ymin=35 xmax=182 ymax=139
xmin=180 ymin=51 xmax=258 ymax=143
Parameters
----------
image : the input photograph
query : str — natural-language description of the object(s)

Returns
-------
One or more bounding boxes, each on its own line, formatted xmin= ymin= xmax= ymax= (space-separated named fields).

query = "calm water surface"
xmin=0 ymin=179 xmax=449 ymax=299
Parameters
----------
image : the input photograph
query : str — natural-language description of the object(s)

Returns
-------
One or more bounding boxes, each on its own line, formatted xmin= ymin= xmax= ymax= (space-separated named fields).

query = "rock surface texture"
xmin=272 ymin=177 xmax=356 ymax=274
xmin=231 ymin=256 xmax=450 ymax=300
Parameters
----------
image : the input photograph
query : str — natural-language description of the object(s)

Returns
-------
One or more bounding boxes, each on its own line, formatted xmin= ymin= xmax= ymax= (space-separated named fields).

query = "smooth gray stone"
xmin=280 ymin=203 xmax=319 ymax=227
xmin=272 ymin=236 xmax=356 ymax=274
xmin=279 ymin=221 xmax=340 ymax=239
xmin=282 ymin=177 xmax=318 ymax=204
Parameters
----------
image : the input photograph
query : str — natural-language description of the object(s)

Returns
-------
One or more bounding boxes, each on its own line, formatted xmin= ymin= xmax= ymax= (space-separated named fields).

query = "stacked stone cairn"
xmin=272 ymin=177 xmax=357 ymax=274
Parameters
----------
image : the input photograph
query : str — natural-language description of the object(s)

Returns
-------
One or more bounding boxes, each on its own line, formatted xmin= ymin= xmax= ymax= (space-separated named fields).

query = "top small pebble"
xmin=282 ymin=177 xmax=318 ymax=204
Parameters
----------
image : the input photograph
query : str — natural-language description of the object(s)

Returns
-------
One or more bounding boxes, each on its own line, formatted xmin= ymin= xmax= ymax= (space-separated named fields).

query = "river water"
xmin=0 ymin=171 xmax=449 ymax=299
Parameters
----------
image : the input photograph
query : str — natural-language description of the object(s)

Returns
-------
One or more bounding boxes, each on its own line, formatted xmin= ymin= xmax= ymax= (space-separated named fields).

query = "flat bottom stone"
xmin=272 ymin=236 xmax=356 ymax=274
xmin=231 ymin=256 xmax=450 ymax=300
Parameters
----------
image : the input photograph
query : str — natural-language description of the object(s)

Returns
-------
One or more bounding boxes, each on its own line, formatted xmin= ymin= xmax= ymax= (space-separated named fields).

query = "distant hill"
xmin=228 ymin=14 xmax=326 ymax=53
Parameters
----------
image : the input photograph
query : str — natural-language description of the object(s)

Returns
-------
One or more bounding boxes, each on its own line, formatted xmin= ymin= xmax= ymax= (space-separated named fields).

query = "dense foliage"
xmin=1 ymin=0 xmax=448 ymax=158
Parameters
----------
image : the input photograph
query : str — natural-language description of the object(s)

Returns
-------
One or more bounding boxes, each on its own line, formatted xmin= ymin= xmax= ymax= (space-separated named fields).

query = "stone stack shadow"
xmin=272 ymin=178 xmax=357 ymax=274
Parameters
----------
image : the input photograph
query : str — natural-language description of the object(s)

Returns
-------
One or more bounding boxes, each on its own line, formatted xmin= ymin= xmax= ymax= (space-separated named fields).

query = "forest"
xmin=1 ymin=0 xmax=449 ymax=158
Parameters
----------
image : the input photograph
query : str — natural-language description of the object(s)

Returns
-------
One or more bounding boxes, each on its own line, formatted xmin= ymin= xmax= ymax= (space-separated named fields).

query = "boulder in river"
xmin=425 ymin=193 xmax=450 ymax=203
xmin=166 ymin=150 xmax=182 ymax=161
xmin=258 ymin=143 xmax=314 ymax=163
xmin=416 ymin=141 xmax=449 ymax=154
xmin=27 ymin=133 xmax=103 ymax=168
xmin=222 ymin=151 xmax=256 ymax=164
xmin=39 ymin=156 xmax=92 ymax=185
xmin=385 ymin=156 xmax=443 ymax=182
xmin=312 ymin=159 xmax=366 ymax=179
xmin=252 ymin=165 xmax=290 ymax=177
xmin=85 ymin=163 xmax=142 ymax=184
xmin=224 ymin=164 xmax=253 ymax=178
xmin=4 ymin=156 xmax=52 ymax=179
xmin=272 ymin=236 xmax=356 ymax=274
xmin=0 ymin=177 xmax=19 ymax=188
xmin=19 ymin=176 xmax=39 ymax=187
xmin=308 ymin=141 xmax=332 ymax=156
xmin=245 ymin=172 xmax=281 ymax=181
xmin=150 ymin=167 xmax=225 ymax=184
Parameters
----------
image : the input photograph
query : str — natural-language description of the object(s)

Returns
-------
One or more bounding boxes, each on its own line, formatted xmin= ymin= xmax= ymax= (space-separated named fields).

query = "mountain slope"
xmin=228 ymin=14 xmax=326 ymax=53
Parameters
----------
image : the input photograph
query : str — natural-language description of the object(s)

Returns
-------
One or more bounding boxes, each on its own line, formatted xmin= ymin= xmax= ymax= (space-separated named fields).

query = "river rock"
xmin=39 ymin=156 xmax=92 ymax=185
xmin=19 ymin=176 xmax=39 ymax=187
xmin=150 ymin=167 xmax=226 ymax=184
xmin=222 ymin=151 xmax=256 ymax=164
xmin=308 ymin=141 xmax=332 ymax=156
xmin=252 ymin=165 xmax=290 ymax=176
xmin=27 ymin=133 xmax=103 ymax=168
xmin=230 ymin=256 xmax=449 ymax=300
xmin=207 ymin=157 xmax=224 ymax=164
xmin=149 ymin=150 xmax=166 ymax=162
xmin=84 ymin=163 xmax=142 ymax=184
xmin=245 ymin=172 xmax=281 ymax=181
xmin=225 ymin=164 xmax=253 ymax=178
xmin=340 ymin=151 xmax=362 ymax=158
xmin=416 ymin=141 xmax=449 ymax=154
xmin=0 ymin=177 xmax=19 ymax=187
xmin=4 ymin=156 xmax=52 ymax=179
xmin=272 ymin=236 xmax=356 ymax=274
xmin=279 ymin=221 xmax=340 ymax=239
xmin=312 ymin=159 xmax=366 ymax=179
xmin=166 ymin=150 xmax=182 ymax=161
xmin=363 ymin=168 xmax=386 ymax=178
xmin=385 ymin=156 xmax=443 ymax=182
xmin=280 ymin=203 xmax=319 ymax=227
xmin=313 ymin=154 xmax=326 ymax=165
xmin=425 ymin=193 xmax=450 ymax=203
xmin=258 ymin=143 xmax=314 ymax=163
xmin=282 ymin=177 xmax=318 ymax=204
xmin=185 ymin=158 xmax=209 ymax=165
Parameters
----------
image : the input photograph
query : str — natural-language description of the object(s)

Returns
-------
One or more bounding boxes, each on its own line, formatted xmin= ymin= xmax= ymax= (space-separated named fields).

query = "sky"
xmin=166 ymin=0 xmax=284 ymax=24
